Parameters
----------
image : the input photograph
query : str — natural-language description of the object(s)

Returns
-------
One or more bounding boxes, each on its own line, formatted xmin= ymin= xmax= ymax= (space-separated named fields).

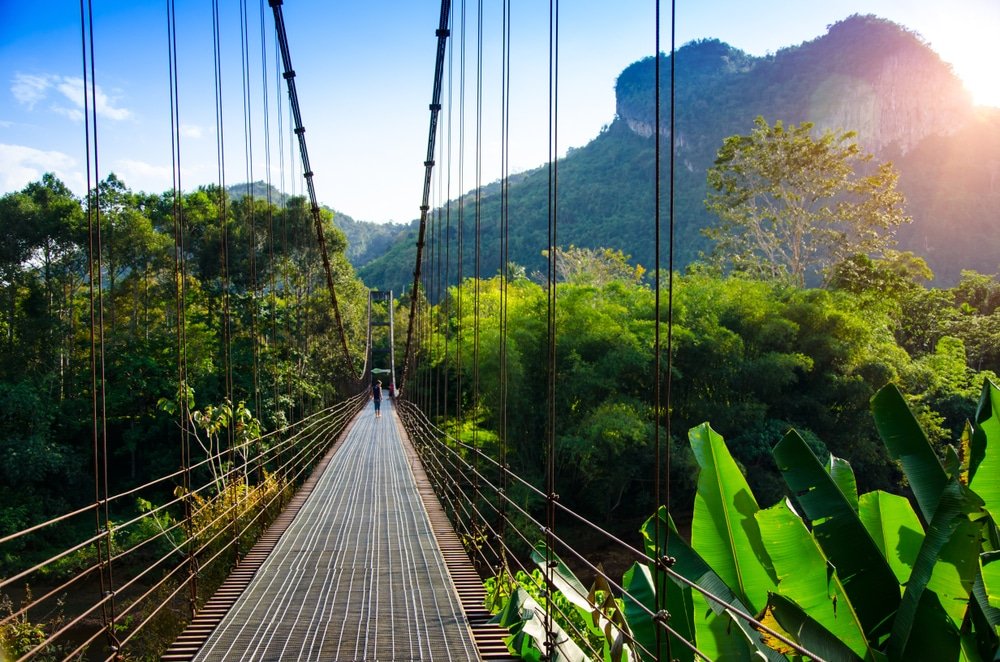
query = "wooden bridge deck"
xmin=164 ymin=397 xmax=507 ymax=661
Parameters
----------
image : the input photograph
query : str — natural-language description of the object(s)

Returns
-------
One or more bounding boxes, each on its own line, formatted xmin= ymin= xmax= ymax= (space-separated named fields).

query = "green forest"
xmin=2 ymin=114 xmax=1000 ymax=659
xmin=0 ymin=172 xmax=370 ymax=564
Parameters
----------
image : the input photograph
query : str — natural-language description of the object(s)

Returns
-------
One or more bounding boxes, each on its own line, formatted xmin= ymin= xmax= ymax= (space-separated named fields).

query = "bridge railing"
xmin=397 ymin=398 xmax=819 ymax=661
xmin=0 ymin=391 xmax=367 ymax=662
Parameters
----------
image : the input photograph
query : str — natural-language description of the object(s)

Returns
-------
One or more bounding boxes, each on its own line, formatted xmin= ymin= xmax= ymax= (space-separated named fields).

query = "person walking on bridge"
xmin=372 ymin=379 xmax=383 ymax=418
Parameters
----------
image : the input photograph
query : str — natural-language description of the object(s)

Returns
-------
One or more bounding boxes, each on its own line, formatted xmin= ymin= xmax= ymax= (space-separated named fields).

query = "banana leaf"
xmin=889 ymin=479 xmax=984 ymax=660
xmin=895 ymin=586 xmax=963 ymax=661
xmin=970 ymin=552 xmax=1000 ymax=659
xmin=871 ymin=383 xmax=949 ymax=523
xmin=827 ymin=455 xmax=858 ymax=512
xmin=530 ymin=543 xmax=635 ymax=661
xmin=858 ymin=490 xmax=925 ymax=585
xmin=495 ymin=586 xmax=590 ymax=662
xmin=971 ymin=379 xmax=1000 ymax=524
xmin=766 ymin=593 xmax=864 ymax=662
xmin=773 ymin=430 xmax=899 ymax=640
xmin=642 ymin=506 xmax=785 ymax=662
xmin=757 ymin=499 xmax=872 ymax=659
xmin=622 ymin=561 xmax=693 ymax=662
xmin=688 ymin=422 xmax=776 ymax=614
xmin=983 ymin=552 xmax=1000 ymax=610
xmin=530 ymin=543 xmax=593 ymax=630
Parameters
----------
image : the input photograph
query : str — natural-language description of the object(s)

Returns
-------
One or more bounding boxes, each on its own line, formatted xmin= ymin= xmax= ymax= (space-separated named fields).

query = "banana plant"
xmin=489 ymin=380 xmax=1000 ymax=660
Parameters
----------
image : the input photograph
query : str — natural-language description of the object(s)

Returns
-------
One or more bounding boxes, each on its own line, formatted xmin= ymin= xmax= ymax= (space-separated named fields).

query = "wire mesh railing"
xmin=396 ymin=398 xmax=824 ymax=662
xmin=0 ymin=391 xmax=367 ymax=662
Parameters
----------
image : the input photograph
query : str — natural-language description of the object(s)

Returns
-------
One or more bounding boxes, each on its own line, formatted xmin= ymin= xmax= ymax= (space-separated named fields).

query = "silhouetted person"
xmin=372 ymin=380 xmax=383 ymax=418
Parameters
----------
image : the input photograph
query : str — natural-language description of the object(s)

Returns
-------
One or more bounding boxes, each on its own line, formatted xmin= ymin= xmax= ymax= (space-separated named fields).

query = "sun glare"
xmin=919 ymin=5 xmax=1000 ymax=108
xmin=956 ymin=59 xmax=1000 ymax=108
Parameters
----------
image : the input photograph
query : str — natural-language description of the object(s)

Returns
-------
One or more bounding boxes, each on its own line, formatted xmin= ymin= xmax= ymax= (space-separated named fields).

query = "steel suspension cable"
xmin=653 ymin=2 xmax=678 ymax=659
xmin=240 ymin=0 xmax=264 ymax=420
xmin=401 ymin=0 xmax=452 ymax=394
xmin=274 ymin=36 xmax=293 ymax=422
xmin=473 ymin=0 xmax=484 ymax=563
xmin=443 ymin=15 xmax=454 ymax=425
xmin=497 ymin=0 xmax=512 ymax=571
xmin=653 ymin=0 xmax=664 ymax=657
xmin=212 ymin=0 xmax=234 ymax=423
xmin=77 ymin=0 xmax=119 ymax=654
xmin=268 ymin=0 xmax=356 ymax=380
xmin=544 ymin=0 xmax=559 ymax=655
xmin=165 ymin=0 xmax=196 ymax=619
xmin=260 ymin=0 xmax=279 ymax=423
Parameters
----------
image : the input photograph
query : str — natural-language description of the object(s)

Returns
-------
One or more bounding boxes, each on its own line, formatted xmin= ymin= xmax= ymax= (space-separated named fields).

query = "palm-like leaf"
xmin=827 ymin=455 xmax=858 ymax=511
xmin=773 ymin=430 xmax=899 ymax=639
xmin=757 ymin=499 xmax=872 ymax=659
xmin=767 ymin=593 xmax=866 ymax=662
xmin=688 ymin=422 xmax=776 ymax=613
xmin=622 ymin=562 xmax=693 ymax=662
xmin=971 ymin=380 xmax=1000 ymax=523
xmin=858 ymin=490 xmax=925 ymax=585
xmin=871 ymin=383 xmax=949 ymax=523
xmin=888 ymin=480 xmax=983 ymax=660
xmin=642 ymin=506 xmax=785 ymax=661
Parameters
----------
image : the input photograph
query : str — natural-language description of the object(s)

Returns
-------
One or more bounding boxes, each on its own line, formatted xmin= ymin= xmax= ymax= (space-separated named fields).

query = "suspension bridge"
xmin=0 ymin=1 xmax=834 ymax=661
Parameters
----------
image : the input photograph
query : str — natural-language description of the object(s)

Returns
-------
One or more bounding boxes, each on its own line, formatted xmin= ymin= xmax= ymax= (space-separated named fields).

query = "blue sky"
xmin=1 ymin=1 xmax=997 ymax=224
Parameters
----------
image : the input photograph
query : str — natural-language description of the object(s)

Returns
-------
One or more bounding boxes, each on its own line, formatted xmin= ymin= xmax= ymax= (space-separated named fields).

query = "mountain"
xmin=358 ymin=14 xmax=1000 ymax=292
xmin=227 ymin=181 xmax=411 ymax=269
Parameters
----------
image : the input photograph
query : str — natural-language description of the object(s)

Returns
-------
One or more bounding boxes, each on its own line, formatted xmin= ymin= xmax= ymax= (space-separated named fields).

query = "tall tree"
xmin=704 ymin=116 xmax=910 ymax=286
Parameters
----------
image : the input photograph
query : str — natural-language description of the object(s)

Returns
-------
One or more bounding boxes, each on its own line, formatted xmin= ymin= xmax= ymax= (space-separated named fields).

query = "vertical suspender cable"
xmin=240 ymin=0 xmax=262 ymax=420
xmin=166 ymin=0 xmax=195 ymax=617
xmin=652 ymin=1 xmax=666 ymax=659
xmin=456 ymin=0 xmax=466 ymax=438
xmin=260 ymin=0 xmax=279 ymax=427
xmin=269 ymin=0 xmax=356 ymax=383
xmin=653 ymin=1 xmax=678 ymax=659
xmin=443 ymin=14 xmax=453 ymax=425
xmin=275 ymin=38 xmax=292 ymax=423
xmin=497 ymin=0 xmax=511 ymax=568
xmin=79 ymin=0 xmax=118 ymax=651
xmin=666 ymin=0 xmax=677 ymax=581
xmin=212 ymin=0 xmax=234 ymax=425
xmin=473 ymin=0 xmax=484 ymax=565
xmin=544 ymin=0 xmax=560 ymax=654
xmin=400 ymin=0 xmax=452 ymax=392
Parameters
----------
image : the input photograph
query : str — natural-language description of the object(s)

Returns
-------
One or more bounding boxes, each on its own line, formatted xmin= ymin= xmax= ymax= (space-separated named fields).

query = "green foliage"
xmin=0 ymin=172 xmax=368 ymax=572
xmin=488 ymin=379 xmax=1000 ymax=660
xmin=704 ymin=116 xmax=910 ymax=286
xmin=0 ymin=591 xmax=82 ymax=661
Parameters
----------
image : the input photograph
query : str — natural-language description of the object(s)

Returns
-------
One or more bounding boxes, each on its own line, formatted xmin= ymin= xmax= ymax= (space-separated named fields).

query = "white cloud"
xmin=54 ymin=77 xmax=132 ymax=121
xmin=52 ymin=105 xmax=85 ymax=122
xmin=11 ymin=73 xmax=131 ymax=122
xmin=180 ymin=124 xmax=204 ymax=139
xmin=11 ymin=73 xmax=53 ymax=109
xmin=0 ymin=120 xmax=13 ymax=128
xmin=0 ymin=143 xmax=83 ymax=194
xmin=115 ymin=158 xmax=171 ymax=193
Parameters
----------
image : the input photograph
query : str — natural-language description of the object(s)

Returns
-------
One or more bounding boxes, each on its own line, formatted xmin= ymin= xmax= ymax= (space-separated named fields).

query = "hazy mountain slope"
xmin=359 ymin=15 xmax=1000 ymax=292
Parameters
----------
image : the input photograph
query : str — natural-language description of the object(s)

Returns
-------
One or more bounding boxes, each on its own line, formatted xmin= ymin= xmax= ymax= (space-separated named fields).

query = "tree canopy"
xmin=704 ymin=116 xmax=911 ymax=286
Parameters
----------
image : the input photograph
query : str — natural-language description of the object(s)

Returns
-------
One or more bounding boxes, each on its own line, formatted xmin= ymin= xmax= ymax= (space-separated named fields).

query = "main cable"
xmin=269 ymin=0 xmax=356 ymax=381
xmin=400 ymin=0 xmax=453 ymax=392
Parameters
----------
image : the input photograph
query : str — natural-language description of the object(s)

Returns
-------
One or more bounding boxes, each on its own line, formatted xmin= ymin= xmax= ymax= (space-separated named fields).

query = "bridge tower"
xmin=368 ymin=290 xmax=397 ymax=391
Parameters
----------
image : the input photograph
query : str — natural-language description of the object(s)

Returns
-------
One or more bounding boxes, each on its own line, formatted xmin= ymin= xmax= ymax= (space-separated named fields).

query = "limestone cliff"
xmin=615 ymin=15 xmax=976 ymax=156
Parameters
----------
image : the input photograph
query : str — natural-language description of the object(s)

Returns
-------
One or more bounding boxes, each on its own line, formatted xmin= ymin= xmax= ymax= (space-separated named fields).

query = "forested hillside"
xmin=359 ymin=15 xmax=1000 ymax=293
xmin=0 ymin=174 xmax=369 ymax=552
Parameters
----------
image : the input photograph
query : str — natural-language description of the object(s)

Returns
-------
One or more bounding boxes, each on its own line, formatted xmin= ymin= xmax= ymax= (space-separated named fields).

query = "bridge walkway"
xmin=164 ymin=396 xmax=509 ymax=661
